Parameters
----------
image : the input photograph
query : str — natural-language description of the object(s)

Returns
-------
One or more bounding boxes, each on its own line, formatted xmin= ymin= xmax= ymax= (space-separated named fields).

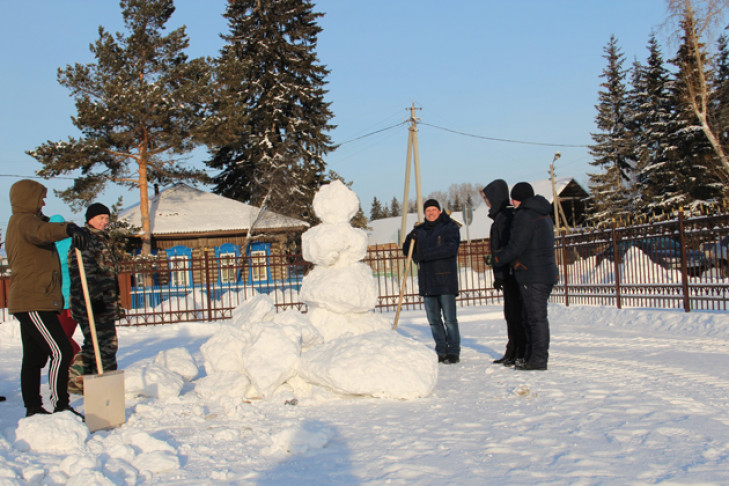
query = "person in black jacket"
xmin=481 ymin=180 xmax=525 ymax=366
xmin=403 ymin=199 xmax=462 ymax=364
xmin=493 ymin=182 xmax=558 ymax=371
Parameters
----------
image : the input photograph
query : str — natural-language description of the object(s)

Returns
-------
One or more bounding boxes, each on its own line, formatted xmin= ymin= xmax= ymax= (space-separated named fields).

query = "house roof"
xmin=367 ymin=177 xmax=587 ymax=245
xmin=119 ymin=183 xmax=309 ymax=236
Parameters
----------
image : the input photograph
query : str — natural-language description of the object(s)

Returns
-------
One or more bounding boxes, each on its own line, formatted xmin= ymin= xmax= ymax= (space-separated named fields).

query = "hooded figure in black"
xmin=493 ymin=182 xmax=558 ymax=371
xmin=403 ymin=199 xmax=461 ymax=364
xmin=481 ymin=180 xmax=526 ymax=366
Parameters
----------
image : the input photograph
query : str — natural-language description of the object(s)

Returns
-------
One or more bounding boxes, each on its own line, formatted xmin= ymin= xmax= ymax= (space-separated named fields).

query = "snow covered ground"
xmin=1 ymin=303 xmax=729 ymax=485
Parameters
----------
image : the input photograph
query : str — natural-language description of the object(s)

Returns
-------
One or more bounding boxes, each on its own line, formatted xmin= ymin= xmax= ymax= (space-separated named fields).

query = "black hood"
xmin=482 ymin=179 xmax=509 ymax=219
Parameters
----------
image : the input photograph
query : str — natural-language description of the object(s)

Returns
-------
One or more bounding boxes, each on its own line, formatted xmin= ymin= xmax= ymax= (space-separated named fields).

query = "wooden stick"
xmin=75 ymin=248 xmax=104 ymax=375
xmin=393 ymin=238 xmax=416 ymax=330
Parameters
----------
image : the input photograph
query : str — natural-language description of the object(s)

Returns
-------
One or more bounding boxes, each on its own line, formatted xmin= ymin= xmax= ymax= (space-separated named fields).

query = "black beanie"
xmin=510 ymin=182 xmax=535 ymax=202
xmin=423 ymin=199 xmax=441 ymax=211
xmin=86 ymin=202 xmax=110 ymax=222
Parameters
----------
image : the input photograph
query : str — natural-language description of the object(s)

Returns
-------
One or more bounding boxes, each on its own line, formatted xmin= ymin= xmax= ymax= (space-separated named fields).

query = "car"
xmin=700 ymin=235 xmax=729 ymax=278
xmin=596 ymin=237 xmax=709 ymax=277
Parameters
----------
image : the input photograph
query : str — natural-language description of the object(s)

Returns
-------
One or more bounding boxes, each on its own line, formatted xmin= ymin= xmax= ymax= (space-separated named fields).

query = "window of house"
xmin=219 ymin=251 xmax=237 ymax=284
xmin=250 ymin=250 xmax=267 ymax=282
xmin=169 ymin=255 xmax=189 ymax=287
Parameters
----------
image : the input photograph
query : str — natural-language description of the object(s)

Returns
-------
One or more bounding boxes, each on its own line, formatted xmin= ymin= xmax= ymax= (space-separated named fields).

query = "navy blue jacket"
xmin=403 ymin=212 xmax=460 ymax=296
xmin=493 ymin=195 xmax=558 ymax=285
xmin=483 ymin=179 xmax=514 ymax=281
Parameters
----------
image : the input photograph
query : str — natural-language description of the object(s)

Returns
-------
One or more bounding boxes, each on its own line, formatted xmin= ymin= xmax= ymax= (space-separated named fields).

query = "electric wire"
xmin=420 ymin=122 xmax=589 ymax=148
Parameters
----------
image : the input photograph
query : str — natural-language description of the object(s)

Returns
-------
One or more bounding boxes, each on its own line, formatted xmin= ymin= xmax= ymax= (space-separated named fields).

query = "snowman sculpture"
xmin=299 ymin=180 xmax=392 ymax=341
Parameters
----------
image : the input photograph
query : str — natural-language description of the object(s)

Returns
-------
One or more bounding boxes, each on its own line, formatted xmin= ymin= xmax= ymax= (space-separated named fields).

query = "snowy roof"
xmin=119 ymin=184 xmax=309 ymax=236
xmin=367 ymin=177 xmax=582 ymax=245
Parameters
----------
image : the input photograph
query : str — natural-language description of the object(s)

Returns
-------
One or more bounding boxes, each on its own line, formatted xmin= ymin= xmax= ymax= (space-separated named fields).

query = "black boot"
xmin=54 ymin=405 xmax=85 ymax=420
xmin=493 ymin=349 xmax=515 ymax=365
xmin=26 ymin=406 xmax=51 ymax=417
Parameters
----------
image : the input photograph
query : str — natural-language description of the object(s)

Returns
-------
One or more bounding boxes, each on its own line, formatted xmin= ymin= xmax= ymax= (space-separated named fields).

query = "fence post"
xmin=560 ymin=228 xmax=569 ymax=307
xmin=204 ymin=251 xmax=214 ymax=322
xmin=677 ymin=210 xmax=691 ymax=312
xmin=611 ymin=220 xmax=622 ymax=309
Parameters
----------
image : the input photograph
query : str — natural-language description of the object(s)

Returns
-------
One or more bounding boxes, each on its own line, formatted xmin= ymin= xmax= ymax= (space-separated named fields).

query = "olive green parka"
xmin=6 ymin=179 xmax=72 ymax=313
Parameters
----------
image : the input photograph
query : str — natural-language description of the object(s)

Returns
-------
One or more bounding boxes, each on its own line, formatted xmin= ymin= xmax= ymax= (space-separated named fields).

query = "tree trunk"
xmin=138 ymin=143 xmax=152 ymax=256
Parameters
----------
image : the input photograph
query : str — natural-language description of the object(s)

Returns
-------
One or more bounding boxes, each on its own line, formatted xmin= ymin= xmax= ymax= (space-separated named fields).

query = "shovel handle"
xmin=75 ymin=248 xmax=104 ymax=375
xmin=393 ymin=238 xmax=416 ymax=330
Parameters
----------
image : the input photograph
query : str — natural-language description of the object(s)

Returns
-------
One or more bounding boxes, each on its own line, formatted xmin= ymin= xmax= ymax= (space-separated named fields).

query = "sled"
xmin=75 ymin=248 xmax=126 ymax=432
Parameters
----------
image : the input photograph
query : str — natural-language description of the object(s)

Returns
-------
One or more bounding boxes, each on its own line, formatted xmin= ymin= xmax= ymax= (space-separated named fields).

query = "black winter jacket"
xmin=493 ymin=195 xmax=558 ymax=285
xmin=403 ymin=212 xmax=460 ymax=296
xmin=483 ymin=179 xmax=514 ymax=281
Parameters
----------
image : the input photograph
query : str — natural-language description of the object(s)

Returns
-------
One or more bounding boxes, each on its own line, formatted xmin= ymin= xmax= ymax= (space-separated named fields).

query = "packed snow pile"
xmin=195 ymin=180 xmax=437 ymax=400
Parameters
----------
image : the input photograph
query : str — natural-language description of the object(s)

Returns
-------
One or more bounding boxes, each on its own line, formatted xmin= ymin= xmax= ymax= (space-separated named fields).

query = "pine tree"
xmin=712 ymin=35 xmax=729 ymax=195
xmin=27 ymin=0 xmax=211 ymax=254
xmin=633 ymin=35 xmax=674 ymax=212
xmin=587 ymin=35 xmax=634 ymax=223
xmin=370 ymin=197 xmax=385 ymax=220
xmin=389 ymin=197 xmax=401 ymax=217
xmin=657 ymin=13 xmax=725 ymax=212
xmin=206 ymin=0 xmax=335 ymax=225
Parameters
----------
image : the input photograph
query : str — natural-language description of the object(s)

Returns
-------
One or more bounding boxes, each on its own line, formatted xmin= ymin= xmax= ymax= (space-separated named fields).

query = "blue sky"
xmin=0 ymin=1 xmax=676 ymax=234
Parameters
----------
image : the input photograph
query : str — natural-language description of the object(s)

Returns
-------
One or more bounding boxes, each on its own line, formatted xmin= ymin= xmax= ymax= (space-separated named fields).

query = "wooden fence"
xmin=1 ymin=212 xmax=728 ymax=325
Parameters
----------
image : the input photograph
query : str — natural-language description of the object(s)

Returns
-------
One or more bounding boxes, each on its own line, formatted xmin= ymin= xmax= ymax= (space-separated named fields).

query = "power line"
xmin=420 ymin=122 xmax=589 ymax=148
xmin=0 ymin=173 xmax=76 ymax=180
xmin=337 ymin=121 xmax=408 ymax=146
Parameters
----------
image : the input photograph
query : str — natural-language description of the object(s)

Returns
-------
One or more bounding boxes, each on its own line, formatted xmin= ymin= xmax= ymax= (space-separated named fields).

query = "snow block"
xmin=302 ymin=223 xmax=368 ymax=266
xmin=298 ymin=331 xmax=438 ymax=399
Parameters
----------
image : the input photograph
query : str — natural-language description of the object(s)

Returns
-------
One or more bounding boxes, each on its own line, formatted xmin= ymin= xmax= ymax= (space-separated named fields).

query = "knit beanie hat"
xmin=86 ymin=202 xmax=110 ymax=222
xmin=510 ymin=182 xmax=535 ymax=202
xmin=423 ymin=199 xmax=441 ymax=211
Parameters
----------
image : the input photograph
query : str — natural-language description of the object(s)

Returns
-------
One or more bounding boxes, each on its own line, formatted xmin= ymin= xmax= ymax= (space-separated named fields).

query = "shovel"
xmin=75 ymin=248 xmax=126 ymax=432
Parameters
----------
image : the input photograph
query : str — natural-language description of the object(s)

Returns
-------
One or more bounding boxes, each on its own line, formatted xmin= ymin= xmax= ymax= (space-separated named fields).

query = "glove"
xmin=484 ymin=254 xmax=493 ymax=267
xmin=66 ymin=223 xmax=89 ymax=251
xmin=493 ymin=278 xmax=504 ymax=291
xmin=91 ymin=299 xmax=106 ymax=315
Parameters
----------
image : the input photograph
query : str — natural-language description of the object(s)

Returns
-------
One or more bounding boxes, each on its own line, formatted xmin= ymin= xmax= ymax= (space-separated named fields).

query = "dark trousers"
xmin=502 ymin=274 xmax=526 ymax=359
xmin=14 ymin=311 xmax=73 ymax=411
xmin=519 ymin=282 xmax=553 ymax=368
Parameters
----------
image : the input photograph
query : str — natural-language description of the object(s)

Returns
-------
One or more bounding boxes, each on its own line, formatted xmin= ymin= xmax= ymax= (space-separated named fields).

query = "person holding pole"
xmin=68 ymin=203 xmax=124 ymax=392
xmin=6 ymin=179 xmax=88 ymax=417
xmin=493 ymin=182 xmax=558 ymax=371
xmin=481 ymin=180 xmax=526 ymax=366
xmin=403 ymin=199 xmax=462 ymax=364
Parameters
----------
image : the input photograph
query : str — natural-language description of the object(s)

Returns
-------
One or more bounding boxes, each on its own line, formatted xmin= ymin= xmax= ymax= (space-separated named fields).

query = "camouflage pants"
xmin=77 ymin=317 xmax=118 ymax=374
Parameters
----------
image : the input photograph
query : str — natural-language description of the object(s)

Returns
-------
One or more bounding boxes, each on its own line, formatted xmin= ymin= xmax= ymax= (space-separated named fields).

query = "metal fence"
xmin=1 ymin=211 xmax=728 ymax=325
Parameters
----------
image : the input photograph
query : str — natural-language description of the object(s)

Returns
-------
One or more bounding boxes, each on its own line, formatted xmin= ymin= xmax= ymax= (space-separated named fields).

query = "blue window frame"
xmin=166 ymin=245 xmax=192 ymax=288
xmin=216 ymin=243 xmax=241 ymax=284
xmin=246 ymin=242 xmax=271 ymax=284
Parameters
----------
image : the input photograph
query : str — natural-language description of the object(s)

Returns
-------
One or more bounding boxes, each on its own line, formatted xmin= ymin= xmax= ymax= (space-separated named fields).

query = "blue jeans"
xmin=423 ymin=294 xmax=460 ymax=357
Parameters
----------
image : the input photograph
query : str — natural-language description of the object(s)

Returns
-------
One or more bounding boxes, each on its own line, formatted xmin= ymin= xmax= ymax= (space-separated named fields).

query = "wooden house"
xmin=118 ymin=183 xmax=309 ymax=287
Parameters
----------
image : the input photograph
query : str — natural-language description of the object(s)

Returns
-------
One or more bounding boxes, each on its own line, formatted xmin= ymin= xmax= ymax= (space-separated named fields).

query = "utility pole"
xmin=394 ymin=102 xmax=423 ymax=330
xmin=399 ymin=102 xmax=423 ymax=245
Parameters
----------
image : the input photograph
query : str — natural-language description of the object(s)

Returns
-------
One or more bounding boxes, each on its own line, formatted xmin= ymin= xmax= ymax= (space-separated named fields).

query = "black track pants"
xmin=14 ymin=311 xmax=72 ymax=411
